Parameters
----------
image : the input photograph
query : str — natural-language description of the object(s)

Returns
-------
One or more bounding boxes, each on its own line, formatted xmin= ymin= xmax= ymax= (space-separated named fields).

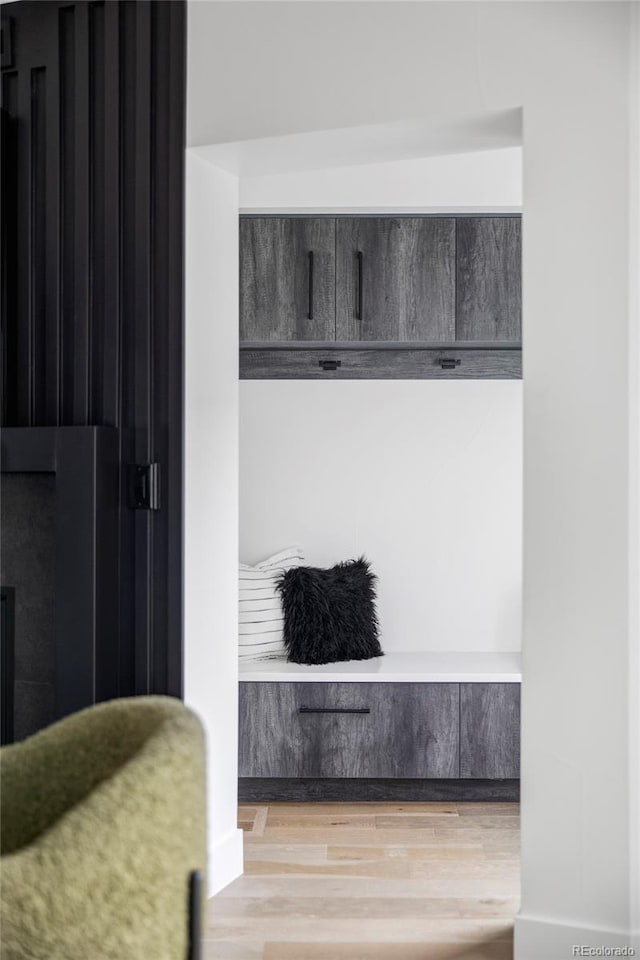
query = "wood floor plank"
xmin=245 ymin=844 xmax=329 ymax=864
xmin=262 ymin=941 xmax=513 ymax=960
xmin=215 ymin=875 xmax=519 ymax=900
xmin=210 ymin=896 xmax=462 ymax=920
xmin=265 ymin=803 xmax=460 ymax=817
xmin=433 ymin=828 xmax=520 ymax=844
xmin=243 ymin=858 xmax=519 ymax=882
xmin=458 ymin=898 xmax=521 ymax=918
xmin=206 ymin=918 xmax=515 ymax=944
xmin=326 ymin=845 xmax=485 ymax=862
xmin=239 ymin=805 xmax=269 ymax=836
xmin=253 ymin=807 xmax=269 ymax=837
xmin=202 ymin=941 xmax=264 ymax=960
xmin=265 ymin=840 xmax=484 ymax=852
xmin=267 ymin=814 xmax=378 ymax=829
xmin=455 ymin=803 xmax=519 ymax=817
xmin=210 ymin=801 xmax=520 ymax=960
xmin=374 ymin=816 xmax=519 ymax=830
xmin=255 ymin=828 xmax=441 ymax=844
xmin=209 ymin=896 xmax=520 ymax=922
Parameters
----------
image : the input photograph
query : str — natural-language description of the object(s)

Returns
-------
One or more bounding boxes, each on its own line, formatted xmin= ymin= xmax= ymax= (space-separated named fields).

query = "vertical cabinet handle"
xmin=357 ymin=251 xmax=363 ymax=323
xmin=308 ymin=251 xmax=314 ymax=321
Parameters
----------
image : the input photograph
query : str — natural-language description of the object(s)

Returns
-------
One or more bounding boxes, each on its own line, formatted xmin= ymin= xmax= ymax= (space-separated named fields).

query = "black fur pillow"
xmin=277 ymin=557 xmax=383 ymax=665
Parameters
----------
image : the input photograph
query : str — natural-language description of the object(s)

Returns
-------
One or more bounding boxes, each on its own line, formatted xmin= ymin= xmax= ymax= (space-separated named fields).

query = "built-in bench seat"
xmin=238 ymin=651 xmax=521 ymax=802
xmin=239 ymin=651 xmax=522 ymax=683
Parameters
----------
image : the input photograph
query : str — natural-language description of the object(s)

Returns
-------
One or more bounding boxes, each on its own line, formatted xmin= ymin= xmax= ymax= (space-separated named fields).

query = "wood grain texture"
xmin=239 ymin=682 xmax=459 ymax=779
xmin=206 ymin=802 xmax=520 ymax=959
xmin=456 ymin=218 xmax=521 ymax=342
xmin=262 ymin=942 xmax=513 ymax=960
xmin=238 ymin=778 xmax=519 ymax=803
xmin=255 ymin=802 xmax=459 ymax=816
xmin=240 ymin=347 xmax=521 ymax=380
xmin=335 ymin=218 xmax=455 ymax=341
xmin=460 ymin=684 xmax=520 ymax=779
xmin=240 ymin=218 xmax=336 ymax=341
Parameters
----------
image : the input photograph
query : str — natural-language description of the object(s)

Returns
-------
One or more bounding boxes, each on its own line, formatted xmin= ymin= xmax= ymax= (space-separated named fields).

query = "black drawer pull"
xmin=438 ymin=358 xmax=461 ymax=370
xmin=298 ymin=706 xmax=370 ymax=715
xmin=318 ymin=359 xmax=341 ymax=371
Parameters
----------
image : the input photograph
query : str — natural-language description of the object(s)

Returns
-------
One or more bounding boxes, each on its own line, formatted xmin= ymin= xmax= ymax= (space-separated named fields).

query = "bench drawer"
xmin=239 ymin=681 xmax=459 ymax=779
xmin=460 ymin=683 xmax=520 ymax=778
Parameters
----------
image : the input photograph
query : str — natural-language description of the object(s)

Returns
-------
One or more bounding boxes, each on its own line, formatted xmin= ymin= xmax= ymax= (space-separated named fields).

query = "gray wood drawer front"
xmin=239 ymin=681 xmax=459 ymax=779
xmin=239 ymin=347 xmax=521 ymax=380
xmin=460 ymin=683 xmax=520 ymax=778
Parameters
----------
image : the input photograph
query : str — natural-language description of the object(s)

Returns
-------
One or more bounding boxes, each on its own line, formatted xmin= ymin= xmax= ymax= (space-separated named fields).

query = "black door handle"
xmin=438 ymin=358 xmax=461 ymax=370
xmin=356 ymin=251 xmax=363 ymax=323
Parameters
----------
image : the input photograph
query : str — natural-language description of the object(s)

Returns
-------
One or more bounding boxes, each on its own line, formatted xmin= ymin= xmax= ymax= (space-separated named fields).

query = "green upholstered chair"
xmin=0 ymin=696 xmax=207 ymax=960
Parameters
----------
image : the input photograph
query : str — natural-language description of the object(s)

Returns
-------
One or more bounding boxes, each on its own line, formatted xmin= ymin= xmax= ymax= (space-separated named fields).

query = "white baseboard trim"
xmin=207 ymin=827 xmax=244 ymax=897
xmin=515 ymin=912 xmax=640 ymax=960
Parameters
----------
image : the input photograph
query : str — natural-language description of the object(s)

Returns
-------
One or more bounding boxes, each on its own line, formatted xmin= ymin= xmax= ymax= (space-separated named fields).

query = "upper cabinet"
xmin=456 ymin=218 xmax=522 ymax=342
xmin=335 ymin=218 xmax=455 ymax=342
xmin=239 ymin=215 xmax=521 ymax=379
xmin=240 ymin=218 xmax=336 ymax=341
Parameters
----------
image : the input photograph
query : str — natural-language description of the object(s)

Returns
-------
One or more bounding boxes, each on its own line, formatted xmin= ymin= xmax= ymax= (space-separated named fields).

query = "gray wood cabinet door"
xmin=240 ymin=218 xmax=336 ymax=341
xmin=335 ymin=218 xmax=456 ymax=342
xmin=460 ymin=683 xmax=520 ymax=778
xmin=239 ymin=681 xmax=459 ymax=778
xmin=456 ymin=218 xmax=522 ymax=342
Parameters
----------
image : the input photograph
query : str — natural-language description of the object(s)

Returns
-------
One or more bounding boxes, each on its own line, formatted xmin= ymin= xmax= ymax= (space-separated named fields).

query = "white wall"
xmin=241 ymin=381 xmax=522 ymax=653
xmin=629 ymin=3 xmax=640 ymax=936
xmin=188 ymin=3 xmax=640 ymax=951
xmin=184 ymin=151 xmax=243 ymax=895
xmin=241 ymin=146 xmax=522 ymax=211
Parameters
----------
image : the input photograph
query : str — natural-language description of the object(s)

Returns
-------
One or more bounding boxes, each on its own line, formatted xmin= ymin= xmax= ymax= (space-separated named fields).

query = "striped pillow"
xmin=239 ymin=547 xmax=304 ymax=662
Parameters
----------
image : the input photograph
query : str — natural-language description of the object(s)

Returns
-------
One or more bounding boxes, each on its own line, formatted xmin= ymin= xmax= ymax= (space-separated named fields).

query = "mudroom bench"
xmin=238 ymin=652 xmax=521 ymax=802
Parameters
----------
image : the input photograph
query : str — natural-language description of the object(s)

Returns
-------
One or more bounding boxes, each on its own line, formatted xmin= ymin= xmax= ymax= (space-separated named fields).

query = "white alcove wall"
xmin=184 ymin=150 xmax=243 ymax=895
xmin=240 ymin=145 xmax=522 ymax=211
xmin=240 ymin=377 xmax=523 ymax=655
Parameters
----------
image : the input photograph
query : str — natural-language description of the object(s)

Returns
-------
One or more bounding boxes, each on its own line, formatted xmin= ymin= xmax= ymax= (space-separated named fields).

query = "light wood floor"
xmin=206 ymin=802 xmax=520 ymax=960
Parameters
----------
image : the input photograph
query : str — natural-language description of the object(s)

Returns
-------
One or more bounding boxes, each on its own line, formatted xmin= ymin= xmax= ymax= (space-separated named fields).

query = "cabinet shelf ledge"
xmin=240 ymin=341 xmax=522 ymax=352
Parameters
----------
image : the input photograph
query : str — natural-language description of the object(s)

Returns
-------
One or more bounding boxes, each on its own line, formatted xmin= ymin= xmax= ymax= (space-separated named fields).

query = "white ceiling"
xmin=195 ymin=108 xmax=522 ymax=177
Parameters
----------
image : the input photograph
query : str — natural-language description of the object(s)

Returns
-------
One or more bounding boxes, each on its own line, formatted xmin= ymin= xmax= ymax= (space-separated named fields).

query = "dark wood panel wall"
xmin=1 ymin=0 xmax=186 ymax=699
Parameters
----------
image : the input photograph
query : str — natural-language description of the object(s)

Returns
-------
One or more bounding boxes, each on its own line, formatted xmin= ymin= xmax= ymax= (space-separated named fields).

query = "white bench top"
xmin=239 ymin=651 xmax=522 ymax=683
